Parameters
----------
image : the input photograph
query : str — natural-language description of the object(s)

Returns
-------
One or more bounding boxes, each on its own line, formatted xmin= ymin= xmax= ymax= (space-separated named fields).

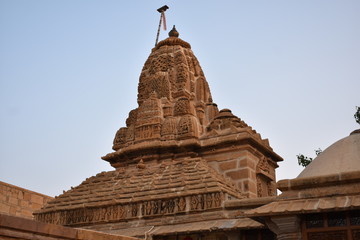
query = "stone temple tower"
xmin=35 ymin=27 xmax=282 ymax=239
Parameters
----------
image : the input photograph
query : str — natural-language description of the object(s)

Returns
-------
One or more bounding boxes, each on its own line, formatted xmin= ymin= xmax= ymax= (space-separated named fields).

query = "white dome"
xmin=297 ymin=130 xmax=360 ymax=178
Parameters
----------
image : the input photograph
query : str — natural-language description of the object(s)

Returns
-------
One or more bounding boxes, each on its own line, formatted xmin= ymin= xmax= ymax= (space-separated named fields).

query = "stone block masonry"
xmin=0 ymin=181 xmax=53 ymax=219
xmin=0 ymin=213 xmax=140 ymax=240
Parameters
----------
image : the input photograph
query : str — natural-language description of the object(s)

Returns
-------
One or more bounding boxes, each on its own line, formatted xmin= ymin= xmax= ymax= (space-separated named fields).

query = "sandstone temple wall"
xmin=204 ymin=146 xmax=277 ymax=199
xmin=0 ymin=181 xmax=53 ymax=219
xmin=0 ymin=213 xmax=140 ymax=240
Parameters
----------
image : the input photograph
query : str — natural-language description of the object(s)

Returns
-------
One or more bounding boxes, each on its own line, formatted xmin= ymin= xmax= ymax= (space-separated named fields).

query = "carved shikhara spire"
xmin=102 ymin=28 xmax=279 ymax=170
xmin=105 ymin=28 xmax=217 ymax=158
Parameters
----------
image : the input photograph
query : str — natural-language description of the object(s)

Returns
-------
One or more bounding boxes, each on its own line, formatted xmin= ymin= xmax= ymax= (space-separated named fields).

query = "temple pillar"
xmin=224 ymin=231 xmax=238 ymax=240
xmin=265 ymin=215 xmax=301 ymax=240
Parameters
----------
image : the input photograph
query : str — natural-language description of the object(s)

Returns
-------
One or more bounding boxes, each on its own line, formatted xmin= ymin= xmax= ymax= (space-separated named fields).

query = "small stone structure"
xmin=245 ymin=130 xmax=360 ymax=240
xmin=0 ymin=213 xmax=140 ymax=240
xmin=0 ymin=181 xmax=53 ymax=219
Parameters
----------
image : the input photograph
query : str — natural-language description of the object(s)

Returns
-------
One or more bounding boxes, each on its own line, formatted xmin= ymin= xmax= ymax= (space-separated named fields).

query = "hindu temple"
xmin=2 ymin=23 xmax=359 ymax=240
xmin=33 ymin=26 xmax=282 ymax=239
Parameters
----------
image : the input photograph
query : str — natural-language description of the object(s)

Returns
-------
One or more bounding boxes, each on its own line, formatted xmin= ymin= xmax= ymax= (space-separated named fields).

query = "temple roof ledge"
xmin=277 ymin=170 xmax=360 ymax=192
xmin=225 ymin=197 xmax=276 ymax=209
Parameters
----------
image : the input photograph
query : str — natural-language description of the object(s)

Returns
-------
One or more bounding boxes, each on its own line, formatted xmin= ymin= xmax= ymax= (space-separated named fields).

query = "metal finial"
xmin=169 ymin=25 xmax=179 ymax=37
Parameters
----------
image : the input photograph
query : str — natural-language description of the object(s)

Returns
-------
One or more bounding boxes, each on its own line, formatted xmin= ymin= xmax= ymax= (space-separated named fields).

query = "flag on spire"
xmin=161 ymin=11 xmax=167 ymax=31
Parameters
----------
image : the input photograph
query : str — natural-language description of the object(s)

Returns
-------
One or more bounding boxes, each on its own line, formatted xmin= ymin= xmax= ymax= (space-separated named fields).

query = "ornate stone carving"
xmin=136 ymin=95 xmax=161 ymax=122
xmin=131 ymin=204 xmax=138 ymax=217
xmin=155 ymin=36 xmax=191 ymax=50
xmin=196 ymin=77 xmax=207 ymax=103
xmin=113 ymin=127 xmax=127 ymax=150
xmin=143 ymin=201 xmax=152 ymax=215
xmin=149 ymin=74 xmax=171 ymax=99
xmin=190 ymin=193 xmax=222 ymax=211
xmin=176 ymin=197 xmax=186 ymax=212
xmin=190 ymin=194 xmax=204 ymax=210
xmin=204 ymin=109 xmax=248 ymax=137
xmin=109 ymin=32 xmax=224 ymax=154
xmin=174 ymin=51 xmax=187 ymax=65
xmin=214 ymin=192 xmax=222 ymax=207
xmin=162 ymin=103 xmax=172 ymax=117
xmin=205 ymin=193 xmax=214 ymax=208
xmin=36 ymin=191 xmax=226 ymax=225
xmin=176 ymin=64 xmax=189 ymax=89
xmin=135 ymin=124 xmax=161 ymax=141
xmin=196 ymin=104 xmax=205 ymax=125
xmin=177 ymin=115 xmax=199 ymax=139
xmin=126 ymin=109 xmax=138 ymax=127
xmin=125 ymin=125 xmax=135 ymax=142
xmin=35 ymin=204 xmax=126 ymax=225
xmin=257 ymin=174 xmax=275 ymax=197
xmin=141 ymin=197 xmax=184 ymax=217
xmin=257 ymin=175 xmax=263 ymax=197
xmin=267 ymin=181 xmax=274 ymax=196
xmin=174 ymin=97 xmax=191 ymax=116
xmin=161 ymin=117 xmax=177 ymax=139
xmin=257 ymin=156 xmax=270 ymax=174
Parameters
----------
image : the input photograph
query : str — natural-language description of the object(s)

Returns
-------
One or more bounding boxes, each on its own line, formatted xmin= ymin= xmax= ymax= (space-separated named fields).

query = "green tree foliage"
xmin=297 ymin=148 xmax=322 ymax=167
xmin=297 ymin=106 xmax=359 ymax=167
xmin=355 ymin=106 xmax=360 ymax=125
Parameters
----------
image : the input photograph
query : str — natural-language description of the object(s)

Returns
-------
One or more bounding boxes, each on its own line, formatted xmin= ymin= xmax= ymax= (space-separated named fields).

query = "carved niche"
xmin=126 ymin=109 xmax=138 ymax=127
xmin=162 ymin=104 xmax=172 ymax=118
xmin=174 ymin=97 xmax=191 ymax=116
xmin=176 ymin=64 xmax=189 ymax=90
xmin=148 ymin=73 xmax=171 ymax=100
xmin=205 ymin=109 xmax=246 ymax=137
xmin=113 ymin=127 xmax=127 ymax=150
xmin=177 ymin=115 xmax=199 ymax=139
xmin=196 ymin=76 xmax=209 ymax=103
xmin=256 ymin=157 xmax=276 ymax=197
xmin=190 ymin=192 xmax=223 ymax=211
xmin=134 ymin=94 xmax=162 ymax=141
xmin=161 ymin=117 xmax=177 ymax=140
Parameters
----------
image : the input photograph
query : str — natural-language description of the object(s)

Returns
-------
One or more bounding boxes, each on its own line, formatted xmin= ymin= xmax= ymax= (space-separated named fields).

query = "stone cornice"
xmin=277 ymin=170 xmax=360 ymax=192
xmin=154 ymin=37 xmax=191 ymax=50
xmin=103 ymin=130 xmax=282 ymax=167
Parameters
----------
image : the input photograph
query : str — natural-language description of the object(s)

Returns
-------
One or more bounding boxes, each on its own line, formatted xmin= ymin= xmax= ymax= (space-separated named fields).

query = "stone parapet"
xmin=0 ymin=181 xmax=53 ymax=219
xmin=278 ymin=170 xmax=360 ymax=191
xmin=0 ymin=213 xmax=140 ymax=240
xmin=277 ymin=170 xmax=360 ymax=199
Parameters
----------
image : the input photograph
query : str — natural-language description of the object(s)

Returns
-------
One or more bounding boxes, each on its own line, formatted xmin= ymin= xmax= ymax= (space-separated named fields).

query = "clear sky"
xmin=1 ymin=1 xmax=359 ymax=197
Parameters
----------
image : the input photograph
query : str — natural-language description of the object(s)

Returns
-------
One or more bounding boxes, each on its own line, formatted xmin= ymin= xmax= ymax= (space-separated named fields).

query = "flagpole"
xmin=155 ymin=5 xmax=169 ymax=47
xmin=155 ymin=14 xmax=163 ymax=47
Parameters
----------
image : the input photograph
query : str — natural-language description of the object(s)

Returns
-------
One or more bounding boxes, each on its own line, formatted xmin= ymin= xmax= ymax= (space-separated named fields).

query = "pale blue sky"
xmin=1 ymin=1 xmax=359 ymax=197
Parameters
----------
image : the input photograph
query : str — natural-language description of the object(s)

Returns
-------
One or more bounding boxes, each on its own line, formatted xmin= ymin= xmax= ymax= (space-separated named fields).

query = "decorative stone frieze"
xmin=35 ymin=192 xmax=225 ymax=226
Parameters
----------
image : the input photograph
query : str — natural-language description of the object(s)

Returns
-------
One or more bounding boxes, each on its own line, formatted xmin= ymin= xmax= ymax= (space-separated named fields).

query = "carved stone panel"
xmin=149 ymin=74 xmax=170 ymax=100
xmin=35 ymin=204 xmax=126 ymax=225
xmin=36 ymin=192 xmax=226 ymax=226
xmin=177 ymin=197 xmax=186 ymax=212
xmin=177 ymin=115 xmax=198 ymax=139
xmin=126 ymin=109 xmax=138 ymax=127
xmin=135 ymin=124 xmax=161 ymax=141
xmin=174 ymin=97 xmax=191 ymax=116
xmin=161 ymin=117 xmax=177 ymax=139
xmin=190 ymin=193 xmax=222 ymax=211
xmin=113 ymin=127 xmax=128 ymax=150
